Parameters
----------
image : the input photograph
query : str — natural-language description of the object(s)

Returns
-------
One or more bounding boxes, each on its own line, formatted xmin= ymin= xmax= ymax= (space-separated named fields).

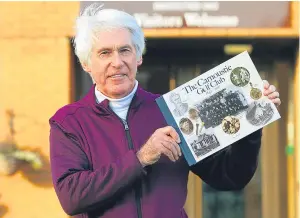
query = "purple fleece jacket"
xmin=49 ymin=84 xmax=262 ymax=218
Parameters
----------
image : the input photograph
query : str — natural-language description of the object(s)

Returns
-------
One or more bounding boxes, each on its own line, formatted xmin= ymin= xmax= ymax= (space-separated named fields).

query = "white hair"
xmin=73 ymin=3 xmax=145 ymax=66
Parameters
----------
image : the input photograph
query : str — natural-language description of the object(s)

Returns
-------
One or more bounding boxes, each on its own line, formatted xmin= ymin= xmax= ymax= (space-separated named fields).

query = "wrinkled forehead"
xmin=93 ymin=28 xmax=135 ymax=50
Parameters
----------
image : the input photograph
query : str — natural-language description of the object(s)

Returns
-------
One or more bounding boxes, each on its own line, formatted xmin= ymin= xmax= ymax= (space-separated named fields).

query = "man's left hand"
xmin=263 ymin=80 xmax=281 ymax=107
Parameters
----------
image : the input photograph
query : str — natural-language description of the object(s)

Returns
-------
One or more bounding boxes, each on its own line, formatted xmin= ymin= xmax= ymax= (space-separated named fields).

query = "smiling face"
xmin=83 ymin=28 xmax=142 ymax=99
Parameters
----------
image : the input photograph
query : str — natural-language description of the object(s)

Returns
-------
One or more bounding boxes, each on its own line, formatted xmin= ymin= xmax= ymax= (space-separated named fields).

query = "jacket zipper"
xmin=106 ymin=97 xmax=143 ymax=218
xmin=122 ymin=119 xmax=142 ymax=218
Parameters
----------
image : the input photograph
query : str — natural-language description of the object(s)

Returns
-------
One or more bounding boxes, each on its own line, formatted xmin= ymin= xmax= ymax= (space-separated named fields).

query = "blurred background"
xmin=0 ymin=1 xmax=299 ymax=218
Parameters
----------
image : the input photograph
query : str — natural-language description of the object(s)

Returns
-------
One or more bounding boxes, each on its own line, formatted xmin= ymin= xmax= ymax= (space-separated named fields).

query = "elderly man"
xmin=49 ymin=3 xmax=281 ymax=218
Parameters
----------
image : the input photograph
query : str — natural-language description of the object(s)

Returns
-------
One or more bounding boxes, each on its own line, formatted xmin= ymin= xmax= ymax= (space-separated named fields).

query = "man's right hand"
xmin=136 ymin=126 xmax=182 ymax=167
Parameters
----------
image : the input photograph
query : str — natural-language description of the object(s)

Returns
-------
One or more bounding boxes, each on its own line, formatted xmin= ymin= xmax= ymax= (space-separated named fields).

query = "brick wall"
xmin=0 ymin=2 xmax=78 ymax=38
xmin=0 ymin=2 xmax=79 ymax=217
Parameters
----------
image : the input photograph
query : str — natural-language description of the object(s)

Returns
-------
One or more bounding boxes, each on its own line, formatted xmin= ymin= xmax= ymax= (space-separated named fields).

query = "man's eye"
xmin=120 ymin=48 xmax=131 ymax=54
xmin=99 ymin=51 xmax=110 ymax=57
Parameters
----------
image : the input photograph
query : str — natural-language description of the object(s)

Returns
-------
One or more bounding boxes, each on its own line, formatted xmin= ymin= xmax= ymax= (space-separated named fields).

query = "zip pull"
xmin=122 ymin=119 xmax=129 ymax=130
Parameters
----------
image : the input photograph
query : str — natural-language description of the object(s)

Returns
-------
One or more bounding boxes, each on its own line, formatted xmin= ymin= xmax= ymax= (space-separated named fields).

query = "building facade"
xmin=0 ymin=2 xmax=299 ymax=218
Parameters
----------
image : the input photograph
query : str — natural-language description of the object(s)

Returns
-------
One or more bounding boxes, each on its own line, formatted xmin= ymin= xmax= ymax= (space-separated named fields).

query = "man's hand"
xmin=137 ymin=126 xmax=182 ymax=167
xmin=263 ymin=80 xmax=281 ymax=107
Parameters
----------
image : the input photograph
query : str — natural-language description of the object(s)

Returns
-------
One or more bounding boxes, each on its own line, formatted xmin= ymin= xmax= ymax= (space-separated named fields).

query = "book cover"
xmin=155 ymin=51 xmax=281 ymax=166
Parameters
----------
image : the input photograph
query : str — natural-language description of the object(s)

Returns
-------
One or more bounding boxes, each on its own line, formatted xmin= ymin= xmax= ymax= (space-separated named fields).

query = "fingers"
xmin=262 ymin=81 xmax=281 ymax=107
xmin=161 ymin=126 xmax=181 ymax=143
xmin=267 ymin=91 xmax=280 ymax=99
xmin=173 ymin=139 xmax=182 ymax=157
xmin=262 ymin=80 xmax=269 ymax=89
xmin=264 ymin=84 xmax=276 ymax=96
xmin=148 ymin=126 xmax=182 ymax=163
xmin=271 ymin=98 xmax=281 ymax=106
xmin=161 ymin=142 xmax=176 ymax=162
xmin=162 ymin=135 xmax=182 ymax=158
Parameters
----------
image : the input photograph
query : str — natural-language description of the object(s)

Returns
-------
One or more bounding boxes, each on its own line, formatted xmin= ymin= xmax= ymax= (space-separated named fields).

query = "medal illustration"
xmin=249 ymin=82 xmax=262 ymax=100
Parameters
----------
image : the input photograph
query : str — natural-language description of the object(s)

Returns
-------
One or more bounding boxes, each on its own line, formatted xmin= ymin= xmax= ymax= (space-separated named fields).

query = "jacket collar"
xmin=82 ymin=84 xmax=145 ymax=116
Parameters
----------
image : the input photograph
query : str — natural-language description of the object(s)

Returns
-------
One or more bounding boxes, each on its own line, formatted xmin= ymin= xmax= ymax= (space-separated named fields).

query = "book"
xmin=155 ymin=51 xmax=281 ymax=166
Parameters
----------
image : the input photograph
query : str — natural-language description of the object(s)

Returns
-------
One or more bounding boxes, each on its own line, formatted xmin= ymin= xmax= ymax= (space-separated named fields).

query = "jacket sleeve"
xmin=190 ymin=129 xmax=262 ymax=191
xmin=49 ymin=124 xmax=146 ymax=216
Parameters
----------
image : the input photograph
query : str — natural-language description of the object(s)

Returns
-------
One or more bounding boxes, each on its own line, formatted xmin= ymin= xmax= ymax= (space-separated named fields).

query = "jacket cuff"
xmin=125 ymin=150 xmax=148 ymax=176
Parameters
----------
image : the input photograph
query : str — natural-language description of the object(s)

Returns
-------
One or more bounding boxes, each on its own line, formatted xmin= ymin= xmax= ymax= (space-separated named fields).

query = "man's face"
xmin=84 ymin=28 xmax=142 ymax=99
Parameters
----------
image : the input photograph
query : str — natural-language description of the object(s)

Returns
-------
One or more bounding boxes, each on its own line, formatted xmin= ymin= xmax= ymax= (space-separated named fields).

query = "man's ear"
xmin=137 ymin=57 xmax=143 ymax=66
xmin=82 ymin=62 xmax=91 ymax=73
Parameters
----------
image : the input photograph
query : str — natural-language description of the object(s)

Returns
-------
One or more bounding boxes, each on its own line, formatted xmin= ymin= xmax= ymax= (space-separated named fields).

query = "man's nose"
xmin=111 ymin=52 xmax=123 ymax=68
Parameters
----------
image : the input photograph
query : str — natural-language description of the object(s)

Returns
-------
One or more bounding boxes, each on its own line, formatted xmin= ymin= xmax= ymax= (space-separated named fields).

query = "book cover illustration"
xmin=156 ymin=51 xmax=281 ymax=166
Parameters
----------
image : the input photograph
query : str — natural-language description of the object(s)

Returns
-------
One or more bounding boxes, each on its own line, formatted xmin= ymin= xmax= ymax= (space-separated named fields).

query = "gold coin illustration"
xmin=250 ymin=88 xmax=262 ymax=100
xmin=249 ymin=82 xmax=262 ymax=100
